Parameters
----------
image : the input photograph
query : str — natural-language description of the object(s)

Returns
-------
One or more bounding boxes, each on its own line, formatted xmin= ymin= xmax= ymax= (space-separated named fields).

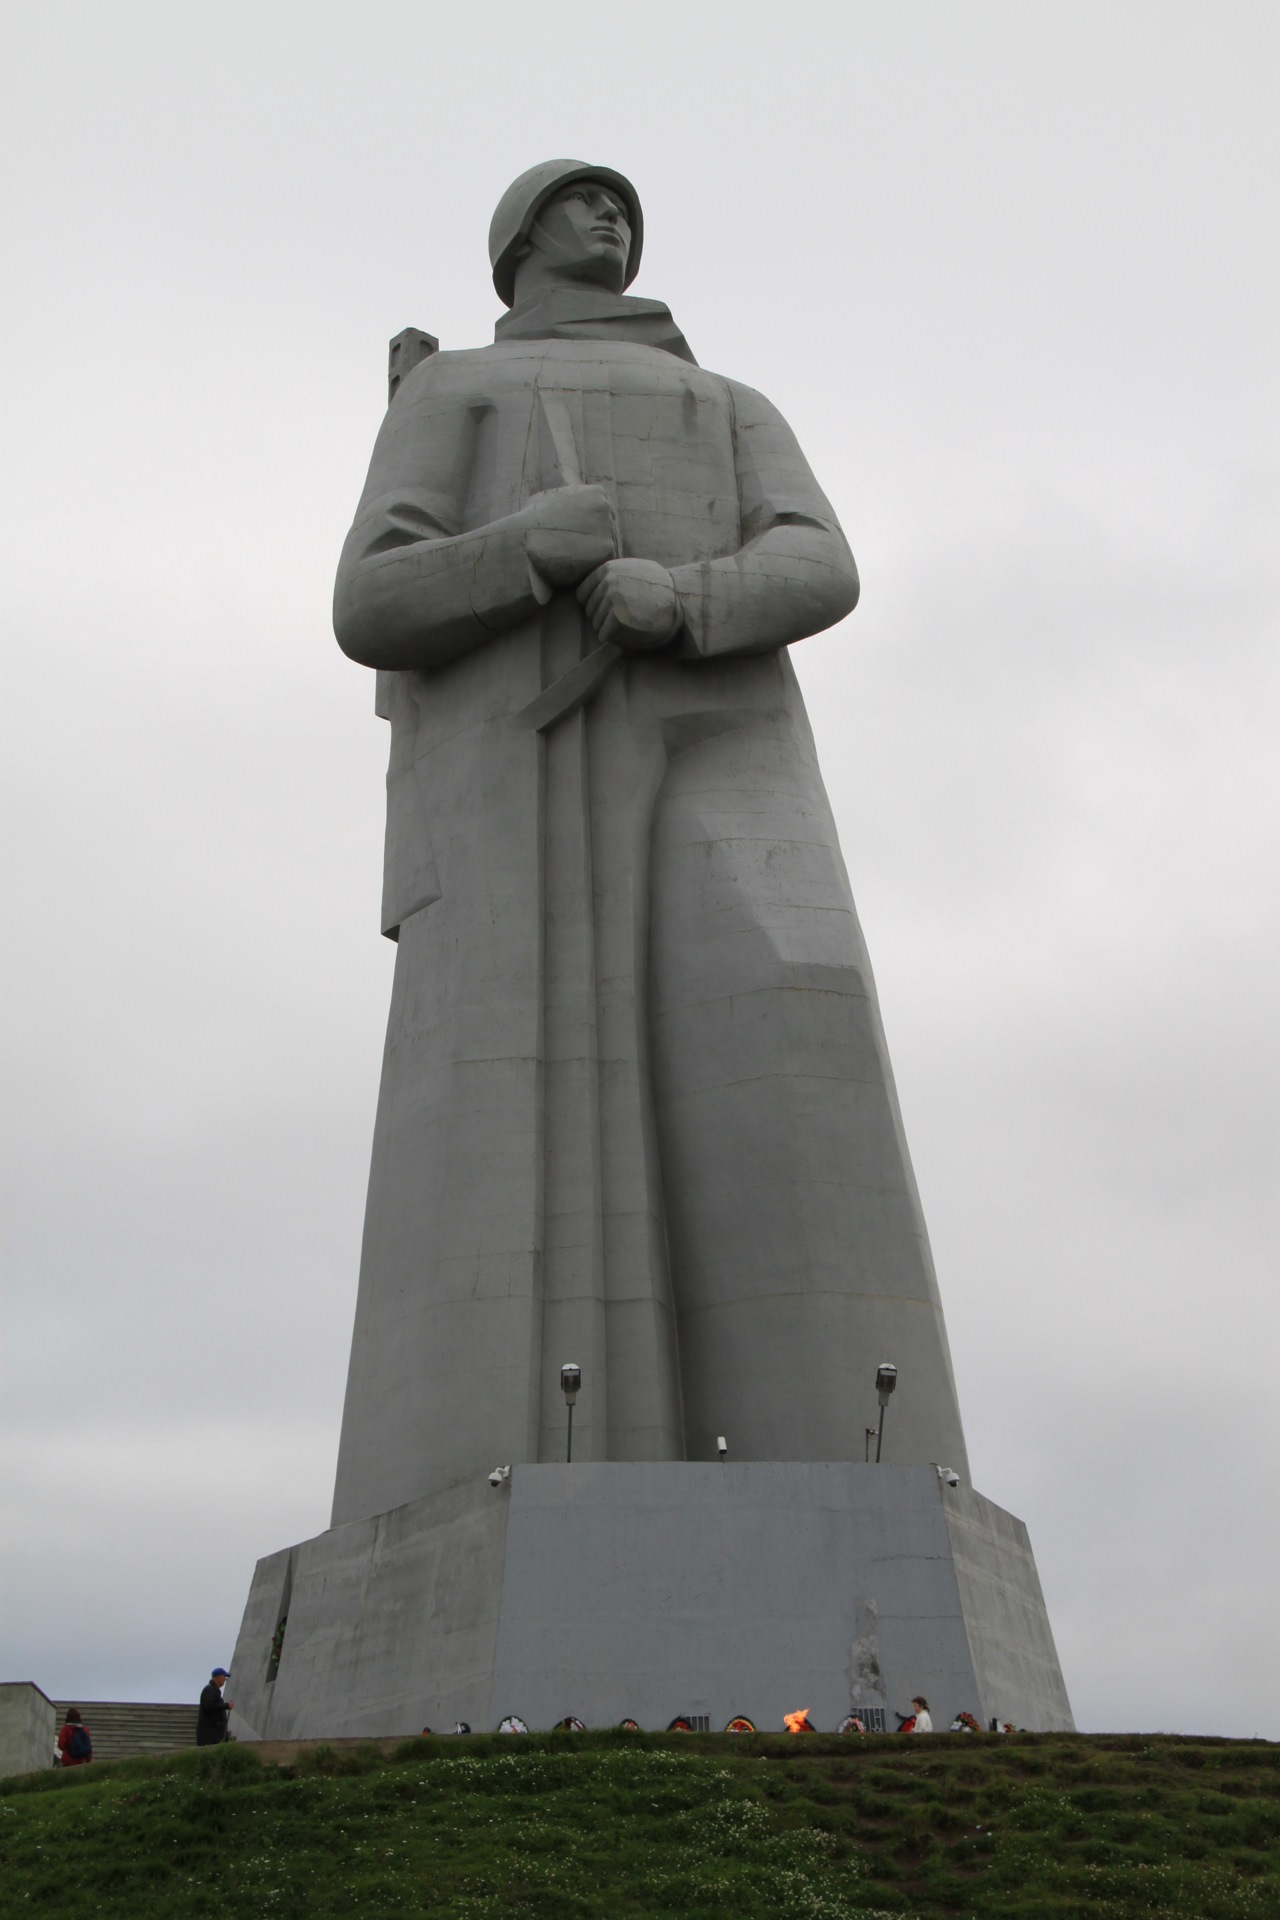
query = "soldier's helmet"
xmin=488 ymin=159 xmax=644 ymax=308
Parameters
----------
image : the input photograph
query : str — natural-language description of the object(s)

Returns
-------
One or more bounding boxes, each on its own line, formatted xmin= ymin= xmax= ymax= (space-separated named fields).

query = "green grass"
xmin=3 ymin=1731 xmax=1278 ymax=1918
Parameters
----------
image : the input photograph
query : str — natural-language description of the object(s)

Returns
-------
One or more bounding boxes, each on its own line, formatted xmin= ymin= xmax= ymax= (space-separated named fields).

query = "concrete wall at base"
xmin=488 ymin=1465 xmax=1072 ymax=1733
xmin=229 ymin=1475 xmax=510 ymax=1744
xmin=946 ymin=1491 xmax=1072 ymax=1731
xmin=0 ymin=1682 xmax=56 ymax=1778
xmin=229 ymin=1465 xmax=1072 ymax=1739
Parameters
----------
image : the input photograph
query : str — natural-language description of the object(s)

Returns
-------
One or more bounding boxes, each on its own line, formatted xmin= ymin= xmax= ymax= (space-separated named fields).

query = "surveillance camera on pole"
xmin=874 ymin=1362 xmax=897 ymax=1463
xmin=560 ymin=1364 xmax=581 ymax=1463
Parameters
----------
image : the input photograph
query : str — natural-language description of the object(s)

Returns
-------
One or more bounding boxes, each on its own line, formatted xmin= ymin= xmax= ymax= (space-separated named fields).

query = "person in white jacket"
xmin=910 ymin=1696 xmax=933 ymax=1732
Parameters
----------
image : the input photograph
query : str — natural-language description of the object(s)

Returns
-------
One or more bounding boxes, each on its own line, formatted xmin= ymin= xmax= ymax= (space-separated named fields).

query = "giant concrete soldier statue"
xmin=228 ymin=159 xmax=1072 ymax=1745
xmin=328 ymin=160 xmax=970 ymax=1526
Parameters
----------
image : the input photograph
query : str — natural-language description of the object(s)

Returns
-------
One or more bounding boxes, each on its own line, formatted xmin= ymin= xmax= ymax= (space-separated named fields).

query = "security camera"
xmin=716 ymin=1435 xmax=728 ymax=1460
xmin=488 ymin=1465 xmax=511 ymax=1488
xmin=934 ymin=1464 xmax=960 ymax=1488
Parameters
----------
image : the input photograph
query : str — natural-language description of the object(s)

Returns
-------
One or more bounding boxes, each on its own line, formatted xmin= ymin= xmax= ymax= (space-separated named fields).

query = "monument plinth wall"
xmin=228 ymin=1464 xmax=1072 ymax=1741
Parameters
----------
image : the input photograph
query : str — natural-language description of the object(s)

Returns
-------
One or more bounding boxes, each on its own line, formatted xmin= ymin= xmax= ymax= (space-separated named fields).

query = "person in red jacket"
xmin=57 ymin=1708 xmax=92 ymax=1766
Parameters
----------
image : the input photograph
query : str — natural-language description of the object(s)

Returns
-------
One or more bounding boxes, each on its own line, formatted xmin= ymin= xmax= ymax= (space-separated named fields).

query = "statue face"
xmin=524 ymin=181 xmax=632 ymax=292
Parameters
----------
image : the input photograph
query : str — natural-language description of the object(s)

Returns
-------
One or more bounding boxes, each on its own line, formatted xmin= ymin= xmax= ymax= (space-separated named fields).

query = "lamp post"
xmin=874 ymin=1362 xmax=897 ymax=1463
xmin=560 ymin=1363 xmax=581 ymax=1463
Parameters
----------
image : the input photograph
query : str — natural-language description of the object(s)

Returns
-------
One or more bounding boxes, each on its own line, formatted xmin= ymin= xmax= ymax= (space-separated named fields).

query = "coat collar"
xmin=494 ymin=286 xmax=697 ymax=364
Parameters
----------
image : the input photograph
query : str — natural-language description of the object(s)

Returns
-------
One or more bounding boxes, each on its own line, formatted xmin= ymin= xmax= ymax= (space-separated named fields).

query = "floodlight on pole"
xmin=560 ymin=1363 xmax=581 ymax=1463
xmin=874 ymin=1362 xmax=897 ymax=1463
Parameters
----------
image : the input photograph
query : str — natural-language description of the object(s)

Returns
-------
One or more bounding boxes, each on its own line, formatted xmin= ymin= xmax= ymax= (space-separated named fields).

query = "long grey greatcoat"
xmin=329 ymin=331 xmax=969 ymax=1527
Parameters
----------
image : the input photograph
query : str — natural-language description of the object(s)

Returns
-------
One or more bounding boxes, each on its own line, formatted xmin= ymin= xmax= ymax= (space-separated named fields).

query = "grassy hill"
xmin=3 ymin=1729 xmax=1277 ymax=1918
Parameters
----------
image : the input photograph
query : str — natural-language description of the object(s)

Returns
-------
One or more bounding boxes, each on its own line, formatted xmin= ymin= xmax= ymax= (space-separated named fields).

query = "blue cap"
xmin=211 ymin=1667 xmax=229 ymax=1678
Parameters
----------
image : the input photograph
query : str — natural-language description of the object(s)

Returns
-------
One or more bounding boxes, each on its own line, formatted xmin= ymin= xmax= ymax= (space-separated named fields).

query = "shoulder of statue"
xmin=718 ymin=374 xmax=786 ymax=421
xmin=388 ymin=345 xmax=507 ymax=417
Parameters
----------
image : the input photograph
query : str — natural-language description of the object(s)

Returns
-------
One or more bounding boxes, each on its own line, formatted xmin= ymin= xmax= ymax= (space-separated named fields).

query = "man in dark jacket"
xmin=196 ymin=1667 xmax=234 ymax=1745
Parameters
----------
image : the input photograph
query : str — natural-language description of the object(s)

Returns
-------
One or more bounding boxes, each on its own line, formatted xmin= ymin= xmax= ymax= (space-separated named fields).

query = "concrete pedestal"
xmin=0 ymin=1683 xmax=56 ymax=1778
xmin=227 ymin=1464 xmax=1072 ymax=1741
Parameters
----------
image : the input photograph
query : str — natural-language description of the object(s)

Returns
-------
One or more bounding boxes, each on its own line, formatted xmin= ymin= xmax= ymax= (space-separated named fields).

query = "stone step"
xmin=53 ymin=1701 xmax=199 ymax=1763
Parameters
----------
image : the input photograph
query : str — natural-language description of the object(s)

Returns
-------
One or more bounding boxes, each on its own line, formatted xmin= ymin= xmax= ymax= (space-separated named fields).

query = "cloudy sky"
xmin=3 ymin=2 xmax=1276 ymax=1739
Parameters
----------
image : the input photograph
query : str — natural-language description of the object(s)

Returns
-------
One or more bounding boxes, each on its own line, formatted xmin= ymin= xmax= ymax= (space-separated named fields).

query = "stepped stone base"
xmin=228 ymin=1464 xmax=1073 ymax=1740
xmin=0 ymin=1691 xmax=198 ymax=1776
xmin=53 ymin=1701 xmax=198 ymax=1762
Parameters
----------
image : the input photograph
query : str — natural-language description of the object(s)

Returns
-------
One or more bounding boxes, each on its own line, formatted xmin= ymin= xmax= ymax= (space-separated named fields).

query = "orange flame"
xmin=783 ymin=1709 xmax=813 ymax=1734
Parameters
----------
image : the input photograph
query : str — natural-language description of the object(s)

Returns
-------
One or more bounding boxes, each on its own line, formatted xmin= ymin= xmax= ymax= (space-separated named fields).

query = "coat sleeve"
xmin=668 ymin=380 xmax=859 ymax=660
xmin=333 ymin=360 xmax=545 ymax=672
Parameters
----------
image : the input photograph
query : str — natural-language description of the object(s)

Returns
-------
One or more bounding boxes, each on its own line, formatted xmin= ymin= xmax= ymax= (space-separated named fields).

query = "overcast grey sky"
xmin=3 ymin=1 xmax=1277 ymax=1738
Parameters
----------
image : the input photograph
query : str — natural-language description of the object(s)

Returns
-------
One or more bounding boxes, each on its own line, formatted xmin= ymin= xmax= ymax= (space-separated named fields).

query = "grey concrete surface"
xmin=327 ymin=161 xmax=970 ymax=1527
xmin=0 ymin=1682 xmax=56 ymax=1777
xmin=229 ymin=1474 xmax=511 ymax=1744
xmin=947 ymin=1487 xmax=1074 ymax=1733
xmin=228 ymin=1465 xmax=1072 ymax=1739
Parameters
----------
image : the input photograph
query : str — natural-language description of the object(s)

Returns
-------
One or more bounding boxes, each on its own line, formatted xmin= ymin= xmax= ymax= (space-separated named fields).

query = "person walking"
xmin=196 ymin=1667 xmax=234 ymax=1746
xmin=56 ymin=1708 xmax=92 ymax=1766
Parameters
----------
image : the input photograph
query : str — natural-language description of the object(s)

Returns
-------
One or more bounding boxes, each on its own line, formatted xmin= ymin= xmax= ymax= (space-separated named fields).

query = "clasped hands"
xmin=521 ymin=483 xmax=682 ymax=651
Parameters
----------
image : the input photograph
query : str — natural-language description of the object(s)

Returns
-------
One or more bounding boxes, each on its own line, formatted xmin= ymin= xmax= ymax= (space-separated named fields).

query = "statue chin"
xmin=512 ymin=241 xmax=628 ymax=301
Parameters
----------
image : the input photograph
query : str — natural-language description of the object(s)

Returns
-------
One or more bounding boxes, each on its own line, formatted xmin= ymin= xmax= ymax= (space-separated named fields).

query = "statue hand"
xmin=576 ymin=559 xmax=682 ymax=650
xmin=521 ymin=485 xmax=618 ymax=588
